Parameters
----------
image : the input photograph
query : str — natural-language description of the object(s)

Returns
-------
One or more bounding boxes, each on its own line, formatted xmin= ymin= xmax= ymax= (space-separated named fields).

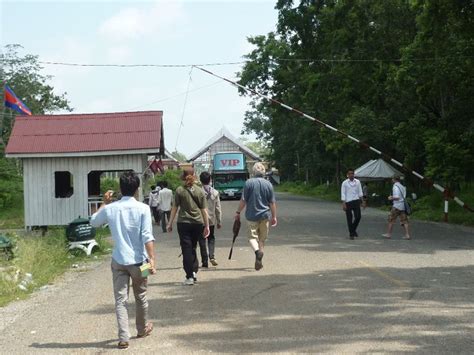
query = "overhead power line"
xmin=37 ymin=60 xmax=246 ymax=68
xmin=23 ymin=55 xmax=473 ymax=69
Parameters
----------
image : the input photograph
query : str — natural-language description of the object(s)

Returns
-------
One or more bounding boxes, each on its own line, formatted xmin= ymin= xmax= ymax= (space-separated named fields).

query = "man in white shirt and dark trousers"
xmin=158 ymin=181 xmax=173 ymax=233
xmin=341 ymin=168 xmax=364 ymax=240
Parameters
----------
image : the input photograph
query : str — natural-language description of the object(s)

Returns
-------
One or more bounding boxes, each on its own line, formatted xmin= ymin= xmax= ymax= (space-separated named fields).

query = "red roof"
xmin=6 ymin=111 xmax=164 ymax=155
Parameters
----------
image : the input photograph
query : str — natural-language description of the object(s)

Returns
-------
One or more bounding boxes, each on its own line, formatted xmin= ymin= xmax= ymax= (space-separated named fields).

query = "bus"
xmin=212 ymin=152 xmax=248 ymax=200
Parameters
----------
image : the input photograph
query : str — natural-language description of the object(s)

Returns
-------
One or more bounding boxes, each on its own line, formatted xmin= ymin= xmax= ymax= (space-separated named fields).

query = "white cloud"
xmin=98 ymin=1 xmax=185 ymax=42
xmin=106 ymin=46 xmax=132 ymax=62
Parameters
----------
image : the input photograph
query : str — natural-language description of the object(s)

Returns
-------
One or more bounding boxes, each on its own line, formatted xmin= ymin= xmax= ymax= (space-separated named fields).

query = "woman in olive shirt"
xmin=167 ymin=168 xmax=210 ymax=285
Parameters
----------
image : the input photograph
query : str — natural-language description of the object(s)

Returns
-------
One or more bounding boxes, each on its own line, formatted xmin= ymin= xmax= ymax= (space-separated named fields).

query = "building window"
xmin=55 ymin=171 xmax=74 ymax=198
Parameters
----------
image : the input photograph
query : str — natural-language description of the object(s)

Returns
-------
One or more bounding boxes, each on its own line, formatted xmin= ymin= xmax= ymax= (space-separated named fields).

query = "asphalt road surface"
xmin=1 ymin=193 xmax=473 ymax=354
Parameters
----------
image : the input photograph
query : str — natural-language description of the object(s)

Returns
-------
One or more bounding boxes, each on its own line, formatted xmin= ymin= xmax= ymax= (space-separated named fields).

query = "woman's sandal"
xmin=137 ymin=322 xmax=153 ymax=338
xmin=118 ymin=341 xmax=129 ymax=349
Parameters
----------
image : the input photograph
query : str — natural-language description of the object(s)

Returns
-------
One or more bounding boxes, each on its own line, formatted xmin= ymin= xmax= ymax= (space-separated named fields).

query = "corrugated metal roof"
xmin=188 ymin=127 xmax=261 ymax=161
xmin=6 ymin=111 xmax=164 ymax=155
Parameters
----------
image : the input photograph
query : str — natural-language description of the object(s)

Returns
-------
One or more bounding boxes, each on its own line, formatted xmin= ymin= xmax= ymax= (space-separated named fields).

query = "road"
xmin=1 ymin=193 xmax=473 ymax=354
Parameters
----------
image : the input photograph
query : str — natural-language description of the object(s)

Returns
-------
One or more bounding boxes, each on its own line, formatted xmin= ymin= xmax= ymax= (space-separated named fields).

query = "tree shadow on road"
xmin=140 ymin=264 xmax=474 ymax=353
xmin=30 ymin=339 xmax=117 ymax=350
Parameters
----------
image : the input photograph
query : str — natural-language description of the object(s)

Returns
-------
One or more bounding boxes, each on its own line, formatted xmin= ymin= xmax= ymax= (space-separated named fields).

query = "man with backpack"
xmin=198 ymin=171 xmax=222 ymax=267
xmin=383 ymin=175 xmax=412 ymax=240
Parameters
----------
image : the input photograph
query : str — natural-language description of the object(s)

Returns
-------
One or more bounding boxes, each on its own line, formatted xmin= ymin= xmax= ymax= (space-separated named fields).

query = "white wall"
xmin=23 ymin=155 xmax=145 ymax=227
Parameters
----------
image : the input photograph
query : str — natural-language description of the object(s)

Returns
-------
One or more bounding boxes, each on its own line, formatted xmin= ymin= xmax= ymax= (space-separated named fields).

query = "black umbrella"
xmin=228 ymin=218 xmax=241 ymax=260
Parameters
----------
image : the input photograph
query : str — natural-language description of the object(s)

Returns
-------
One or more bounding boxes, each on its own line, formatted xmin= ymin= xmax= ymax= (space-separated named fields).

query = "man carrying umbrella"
xmin=234 ymin=163 xmax=277 ymax=271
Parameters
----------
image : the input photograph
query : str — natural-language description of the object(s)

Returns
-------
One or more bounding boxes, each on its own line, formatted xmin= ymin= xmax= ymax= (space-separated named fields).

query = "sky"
xmin=1 ymin=0 xmax=278 ymax=157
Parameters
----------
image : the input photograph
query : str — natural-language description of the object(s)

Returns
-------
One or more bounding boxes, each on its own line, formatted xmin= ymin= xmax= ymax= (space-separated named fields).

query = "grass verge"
xmin=276 ymin=182 xmax=474 ymax=226
xmin=0 ymin=227 xmax=111 ymax=307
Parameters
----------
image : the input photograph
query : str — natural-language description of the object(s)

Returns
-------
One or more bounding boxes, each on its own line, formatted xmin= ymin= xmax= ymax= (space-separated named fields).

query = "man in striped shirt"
xmin=341 ymin=168 xmax=364 ymax=240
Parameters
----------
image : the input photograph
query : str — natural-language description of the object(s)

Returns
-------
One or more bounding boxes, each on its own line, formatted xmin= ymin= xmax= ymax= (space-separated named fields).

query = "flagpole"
xmin=0 ymin=84 xmax=5 ymax=148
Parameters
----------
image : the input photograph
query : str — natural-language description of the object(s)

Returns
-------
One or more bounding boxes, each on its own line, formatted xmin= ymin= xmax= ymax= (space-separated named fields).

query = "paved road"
xmin=1 ymin=193 xmax=473 ymax=354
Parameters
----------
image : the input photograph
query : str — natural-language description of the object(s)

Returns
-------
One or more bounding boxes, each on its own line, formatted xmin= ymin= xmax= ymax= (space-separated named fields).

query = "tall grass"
xmin=0 ymin=227 xmax=111 ymax=307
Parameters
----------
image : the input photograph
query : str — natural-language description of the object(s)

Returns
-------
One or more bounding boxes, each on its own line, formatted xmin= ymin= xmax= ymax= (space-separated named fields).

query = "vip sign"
xmin=213 ymin=153 xmax=245 ymax=171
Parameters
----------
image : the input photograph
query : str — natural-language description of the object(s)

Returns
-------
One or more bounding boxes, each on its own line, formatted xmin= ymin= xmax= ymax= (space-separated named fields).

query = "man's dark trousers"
xmin=198 ymin=225 xmax=215 ymax=267
xmin=345 ymin=200 xmax=361 ymax=237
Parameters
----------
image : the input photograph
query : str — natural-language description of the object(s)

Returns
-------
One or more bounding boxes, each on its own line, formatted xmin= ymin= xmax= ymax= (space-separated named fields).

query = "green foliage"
xmin=1 ymin=44 xmax=72 ymax=144
xmin=100 ymin=177 xmax=119 ymax=195
xmin=155 ymin=169 xmax=182 ymax=191
xmin=0 ymin=156 xmax=22 ymax=210
xmin=277 ymin=181 xmax=340 ymax=202
xmin=238 ymin=0 xmax=474 ymax=199
xmin=170 ymin=150 xmax=187 ymax=162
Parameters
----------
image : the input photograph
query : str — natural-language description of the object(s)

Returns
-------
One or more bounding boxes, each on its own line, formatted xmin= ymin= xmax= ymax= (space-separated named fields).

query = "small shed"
xmin=5 ymin=111 xmax=164 ymax=228
xmin=355 ymin=159 xmax=404 ymax=181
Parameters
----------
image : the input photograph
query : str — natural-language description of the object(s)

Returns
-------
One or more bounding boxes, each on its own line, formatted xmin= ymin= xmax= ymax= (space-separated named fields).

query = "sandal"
xmin=403 ymin=236 xmax=411 ymax=240
xmin=382 ymin=234 xmax=391 ymax=239
xmin=137 ymin=322 xmax=153 ymax=338
xmin=118 ymin=341 xmax=129 ymax=349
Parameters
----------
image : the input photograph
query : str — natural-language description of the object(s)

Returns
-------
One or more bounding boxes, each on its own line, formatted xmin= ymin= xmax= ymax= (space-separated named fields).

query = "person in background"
xmin=148 ymin=184 xmax=161 ymax=224
xmin=362 ymin=182 xmax=369 ymax=208
xmin=158 ymin=181 xmax=173 ymax=233
xmin=341 ymin=168 xmax=364 ymax=240
xmin=235 ymin=163 xmax=277 ymax=271
xmin=90 ymin=171 xmax=156 ymax=350
xmin=198 ymin=171 xmax=222 ymax=267
xmin=383 ymin=175 xmax=411 ymax=240
xmin=167 ymin=168 xmax=210 ymax=285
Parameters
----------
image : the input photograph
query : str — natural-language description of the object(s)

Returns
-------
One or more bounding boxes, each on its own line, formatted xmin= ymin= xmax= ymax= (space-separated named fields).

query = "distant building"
xmin=188 ymin=127 xmax=261 ymax=175
xmin=5 ymin=111 xmax=164 ymax=228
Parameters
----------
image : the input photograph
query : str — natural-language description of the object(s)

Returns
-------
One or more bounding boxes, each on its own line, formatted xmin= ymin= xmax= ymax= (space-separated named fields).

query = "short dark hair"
xmin=200 ymin=171 xmax=211 ymax=185
xmin=393 ymin=175 xmax=401 ymax=181
xmin=120 ymin=171 xmax=140 ymax=196
xmin=161 ymin=181 xmax=168 ymax=188
xmin=347 ymin=168 xmax=355 ymax=173
xmin=151 ymin=185 xmax=156 ymax=190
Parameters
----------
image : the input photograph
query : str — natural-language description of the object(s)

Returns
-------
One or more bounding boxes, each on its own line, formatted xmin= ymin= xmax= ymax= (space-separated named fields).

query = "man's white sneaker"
xmin=183 ymin=278 xmax=194 ymax=286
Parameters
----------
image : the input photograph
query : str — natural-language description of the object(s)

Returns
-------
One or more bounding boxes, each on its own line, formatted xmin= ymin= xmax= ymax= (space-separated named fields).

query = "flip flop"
xmin=118 ymin=341 xmax=129 ymax=349
xmin=137 ymin=322 xmax=153 ymax=338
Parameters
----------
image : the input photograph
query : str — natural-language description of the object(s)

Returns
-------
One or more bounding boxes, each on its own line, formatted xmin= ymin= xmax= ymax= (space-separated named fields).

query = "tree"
xmin=0 ymin=45 xmax=73 ymax=210
xmin=1 ymin=44 xmax=72 ymax=145
xmin=238 ymin=0 xmax=473 ymax=188
xmin=170 ymin=150 xmax=187 ymax=162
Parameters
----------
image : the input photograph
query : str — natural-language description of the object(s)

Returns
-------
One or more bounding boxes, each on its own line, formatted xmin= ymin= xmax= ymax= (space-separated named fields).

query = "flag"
xmin=149 ymin=159 xmax=165 ymax=174
xmin=4 ymin=85 xmax=32 ymax=115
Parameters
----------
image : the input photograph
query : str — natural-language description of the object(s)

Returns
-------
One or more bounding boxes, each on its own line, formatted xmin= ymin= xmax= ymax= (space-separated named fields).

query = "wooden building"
xmin=5 ymin=111 xmax=164 ymax=228
xmin=188 ymin=127 xmax=261 ymax=174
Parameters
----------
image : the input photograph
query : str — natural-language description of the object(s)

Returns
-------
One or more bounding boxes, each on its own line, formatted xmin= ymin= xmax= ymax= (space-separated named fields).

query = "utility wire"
xmin=16 ymin=54 xmax=472 ymax=69
xmin=127 ymin=80 xmax=224 ymax=111
xmin=174 ymin=67 xmax=193 ymax=152
xmin=37 ymin=60 xmax=246 ymax=68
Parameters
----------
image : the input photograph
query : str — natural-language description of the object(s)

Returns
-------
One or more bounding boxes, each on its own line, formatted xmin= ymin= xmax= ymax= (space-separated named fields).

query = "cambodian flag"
xmin=4 ymin=85 xmax=32 ymax=115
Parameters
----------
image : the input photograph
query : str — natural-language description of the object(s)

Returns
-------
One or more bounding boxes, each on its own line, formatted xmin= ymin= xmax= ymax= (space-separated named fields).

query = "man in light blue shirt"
xmin=90 ymin=171 xmax=156 ymax=350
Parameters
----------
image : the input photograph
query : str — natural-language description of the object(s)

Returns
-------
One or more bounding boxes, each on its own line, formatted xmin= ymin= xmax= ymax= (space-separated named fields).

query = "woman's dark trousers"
xmin=177 ymin=223 xmax=202 ymax=279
